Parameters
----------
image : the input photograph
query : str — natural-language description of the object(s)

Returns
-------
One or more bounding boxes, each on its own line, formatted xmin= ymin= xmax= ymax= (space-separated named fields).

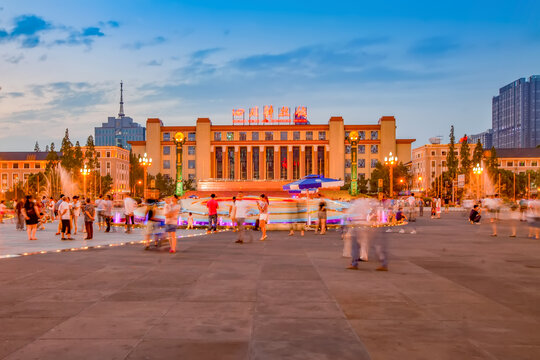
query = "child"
xmin=187 ymin=212 xmax=194 ymax=229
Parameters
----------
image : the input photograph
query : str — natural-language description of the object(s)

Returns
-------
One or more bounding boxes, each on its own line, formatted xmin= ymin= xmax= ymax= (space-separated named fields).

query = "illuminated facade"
xmin=0 ymin=146 xmax=130 ymax=195
xmin=130 ymin=116 xmax=414 ymax=191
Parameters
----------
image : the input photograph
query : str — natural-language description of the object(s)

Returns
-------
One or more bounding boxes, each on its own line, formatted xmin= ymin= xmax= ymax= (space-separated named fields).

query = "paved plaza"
xmin=0 ymin=213 xmax=539 ymax=359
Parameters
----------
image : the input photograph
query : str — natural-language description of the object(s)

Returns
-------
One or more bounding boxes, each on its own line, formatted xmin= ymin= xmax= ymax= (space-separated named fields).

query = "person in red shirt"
xmin=206 ymin=194 xmax=219 ymax=233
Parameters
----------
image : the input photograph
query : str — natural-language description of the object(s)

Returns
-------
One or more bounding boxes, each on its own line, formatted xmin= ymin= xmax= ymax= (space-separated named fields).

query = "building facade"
xmin=492 ymin=75 xmax=540 ymax=149
xmin=130 ymin=116 xmax=415 ymax=191
xmin=94 ymin=82 xmax=145 ymax=150
xmin=492 ymin=148 xmax=540 ymax=174
xmin=468 ymin=129 xmax=493 ymax=149
xmin=0 ymin=146 xmax=130 ymax=195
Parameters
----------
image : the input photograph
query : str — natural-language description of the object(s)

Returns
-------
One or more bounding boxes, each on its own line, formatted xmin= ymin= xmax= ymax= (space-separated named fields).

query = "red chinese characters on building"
xmin=294 ymin=106 xmax=308 ymax=124
xmin=232 ymin=109 xmax=245 ymax=124
xmin=248 ymin=107 xmax=259 ymax=124
xmin=263 ymin=105 xmax=274 ymax=123
xmin=278 ymin=107 xmax=290 ymax=123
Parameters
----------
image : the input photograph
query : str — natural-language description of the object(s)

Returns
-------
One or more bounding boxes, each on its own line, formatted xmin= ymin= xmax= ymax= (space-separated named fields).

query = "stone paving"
xmin=0 ymin=213 xmax=539 ymax=359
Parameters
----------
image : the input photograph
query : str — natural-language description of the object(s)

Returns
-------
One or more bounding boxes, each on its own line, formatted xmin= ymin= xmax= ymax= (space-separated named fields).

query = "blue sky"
xmin=0 ymin=0 xmax=539 ymax=150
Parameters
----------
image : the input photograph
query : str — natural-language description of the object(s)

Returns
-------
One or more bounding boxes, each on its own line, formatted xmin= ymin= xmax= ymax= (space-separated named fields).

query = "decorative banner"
xmin=263 ymin=105 xmax=274 ymax=123
xmin=232 ymin=109 xmax=245 ymax=124
xmin=294 ymin=106 xmax=308 ymax=124
xmin=248 ymin=107 xmax=259 ymax=124
xmin=278 ymin=106 xmax=291 ymax=124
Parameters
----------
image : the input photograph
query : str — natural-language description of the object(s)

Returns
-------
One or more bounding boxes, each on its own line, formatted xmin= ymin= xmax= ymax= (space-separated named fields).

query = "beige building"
xmin=491 ymin=148 xmax=540 ymax=173
xmin=0 ymin=146 xmax=130 ymax=195
xmin=130 ymin=116 xmax=415 ymax=191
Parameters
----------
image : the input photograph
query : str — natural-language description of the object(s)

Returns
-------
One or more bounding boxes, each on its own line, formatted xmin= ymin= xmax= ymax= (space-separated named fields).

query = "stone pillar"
xmin=328 ymin=116 xmax=345 ymax=180
xmin=210 ymin=146 xmax=215 ymax=178
xmin=247 ymin=145 xmax=252 ymax=180
xmin=325 ymin=145 xmax=330 ymax=177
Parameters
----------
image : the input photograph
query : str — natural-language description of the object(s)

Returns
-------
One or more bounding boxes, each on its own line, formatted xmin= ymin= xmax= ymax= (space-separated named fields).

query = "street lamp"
xmin=80 ymin=164 xmax=90 ymax=196
xmin=384 ymin=152 xmax=398 ymax=198
xmin=473 ymin=163 xmax=483 ymax=200
xmin=174 ymin=132 xmax=186 ymax=196
xmin=137 ymin=180 xmax=142 ymax=197
xmin=348 ymin=131 xmax=359 ymax=196
xmin=139 ymin=153 xmax=152 ymax=198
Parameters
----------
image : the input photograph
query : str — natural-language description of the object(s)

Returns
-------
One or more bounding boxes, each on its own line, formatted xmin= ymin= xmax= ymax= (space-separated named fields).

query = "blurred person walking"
xmin=206 ymin=194 xmax=218 ymax=233
xmin=234 ymin=192 xmax=253 ymax=244
xmin=58 ymin=196 xmax=72 ymax=240
xmin=229 ymin=196 xmax=237 ymax=231
xmin=124 ymin=193 xmax=137 ymax=233
xmin=22 ymin=195 xmax=40 ymax=240
xmin=258 ymin=194 xmax=269 ymax=241
xmin=15 ymin=199 xmax=25 ymax=231
xmin=316 ymin=193 xmax=327 ymax=235
xmin=83 ymin=198 xmax=95 ymax=240
xmin=164 ymin=197 xmax=180 ymax=253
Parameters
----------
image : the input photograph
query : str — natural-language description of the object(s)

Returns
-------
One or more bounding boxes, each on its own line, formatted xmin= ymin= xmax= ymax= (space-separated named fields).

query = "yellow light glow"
xmin=349 ymin=131 xmax=359 ymax=142
xmin=174 ymin=132 xmax=185 ymax=144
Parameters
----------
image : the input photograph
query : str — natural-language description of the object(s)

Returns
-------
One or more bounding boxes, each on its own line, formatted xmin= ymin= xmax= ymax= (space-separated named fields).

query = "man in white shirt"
xmin=124 ymin=194 xmax=137 ymax=233
xmin=234 ymin=192 xmax=252 ymax=244
xmin=58 ymin=196 xmax=72 ymax=240
xmin=96 ymin=195 xmax=105 ymax=231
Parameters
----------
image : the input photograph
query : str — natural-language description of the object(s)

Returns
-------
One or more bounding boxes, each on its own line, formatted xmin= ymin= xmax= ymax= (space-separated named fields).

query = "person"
xmin=124 ymin=193 xmax=137 ymax=233
xmin=507 ymin=202 xmax=520 ymax=237
xmin=72 ymin=196 xmax=81 ymax=235
xmin=187 ymin=212 xmax=194 ymax=229
xmin=289 ymin=196 xmax=306 ymax=236
xmin=58 ymin=196 xmax=72 ymax=240
xmin=229 ymin=197 xmax=237 ymax=231
xmin=430 ymin=198 xmax=436 ymax=218
xmin=0 ymin=200 xmax=6 ymax=223
xmin=47 ymin=197 xmax=55 ymax=222
xmin=96 ymin=195 xmax=105 ymax=231
xmin=346 ymin=200 xmax=377 ymax=270
xmin=164 ymin=197 xmax=180 ymax=253
xmin=22 ymin=195 xmax=40 ymax=240
xmin=258 ymin=194 xmax=269 ymax=241
xmin=54 ymin=194 xmax=64 ymax=235
xmin=316 ymin=194 xmax=327 ymax=235
xmin=418 ymin=198 xmax=424 ymax=217
xmin=527 ymin=196 xmax=540 ymax=239
xmin=206 ymin=194 xmax=218 ymax=233
xmin=83 ymin=198 xmax=95 ymax=240
xmin=234 ymin=192 xmax=253 ymax=244
xmin=103 ymin=195 xmax=113 ymax=232
xmin=395 ymin=207 xmax=407 ymax=222
xmin=15 ymin=199 xmax=25 ymax=231
xmin=469 ymin=205 xmax=481 ymax=224
xmin=436 ymin=198 xmax=442 ymax=218
xmin=407 ymin=193 xmax=416 ymax=222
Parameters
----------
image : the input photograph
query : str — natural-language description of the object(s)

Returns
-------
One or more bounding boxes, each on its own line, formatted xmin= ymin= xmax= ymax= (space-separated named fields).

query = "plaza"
xmin=0 ymin=213 xmax=539 ymax=359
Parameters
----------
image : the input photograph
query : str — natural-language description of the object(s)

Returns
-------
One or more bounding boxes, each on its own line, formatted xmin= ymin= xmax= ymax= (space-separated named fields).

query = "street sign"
xmin=457 ymin=174 xmax=465 ymax=188
xmin=378 ymin=179 xmax=383 ymax=188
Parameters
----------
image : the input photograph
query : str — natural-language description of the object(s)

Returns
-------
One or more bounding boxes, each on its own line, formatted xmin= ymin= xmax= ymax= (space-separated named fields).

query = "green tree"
xmin=84 ymin=136 xmax=96 ymax=170
xmin=129 ymin=152 xmax=144 ymax=194
xmin=73 ymin=141 xmax=84 ymax=173
xmin=100 ymin=174 xmax=113 ymax=195
xmin=459 ymin=135 xmax=472 ymax=183
xmin=45 ymin=142 xmax=59 ymax=170
xmin=446 ymin=125 xmax=459 ymax=179
xmin=486 ymin=146 xmax=499 ymax=176
xmin=60 ymin=128 xmax=74 ymax=172
xmin=45 ymin=144 xmax=49 ymax=152
xmin=358 ymin=175 xmax=368 ymax=194
xmin=472 ymin=139 xmax=484 ymax=168
xmin=369 ymin=161 xmax=410 ymax=196
xmin=34 ymin=141 xmax=40 ymax=152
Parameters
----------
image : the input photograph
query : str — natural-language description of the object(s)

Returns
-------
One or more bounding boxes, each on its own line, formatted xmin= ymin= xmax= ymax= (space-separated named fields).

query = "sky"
xmin=0 ymin=0 xmax=539 ymax=150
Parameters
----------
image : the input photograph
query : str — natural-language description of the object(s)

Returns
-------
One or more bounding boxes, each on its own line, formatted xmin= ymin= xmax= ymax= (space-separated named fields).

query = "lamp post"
xmin=384 ymin=152 xmax=398 ymax=198
xmin=174 ymin=132 xmax=186 ymax=196
xmin=137 ymin=180 xmax=142 ymax=197
xmin=473 ymin=163 xmax=483 ymax=200
xmin=80 ymin=164 xmax=90 ymax=196
xmin=348 ymin=131 xmax=359 ymax=196
xmin=418 ymin=176 xmax=423 ymax=192
xmin=138 ymin=153 xmax=152 ymax=198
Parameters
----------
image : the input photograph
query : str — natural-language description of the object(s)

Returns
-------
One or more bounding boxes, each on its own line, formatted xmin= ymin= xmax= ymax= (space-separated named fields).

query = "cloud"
xmin=82 ymin=27 xmax=104 ymax=37
xmin=7 ymin=92 xmax=24 ymax=97
xmin=409 ymin=36 xmax=460 ymax=57
xmin=99 ymin=20 xmax=119 ymax=28
xmin=5 ymin=54 xmax=24 ymax=64
xmin=145 ymin=59 xmax=163 ymax=66
xmin=123 ymin=36 xmax=166 ymax=50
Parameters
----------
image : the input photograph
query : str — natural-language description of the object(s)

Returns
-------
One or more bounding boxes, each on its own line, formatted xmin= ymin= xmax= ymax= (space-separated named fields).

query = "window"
xmin=1 ymin=163 xmax=6 ymax=169
xmin=106 ymin=151 xmax=111 ymax=158
xmin=345 ymin=131 xmax=350 ymax=139
xmin=240 ymin=147 xmax=247 ymax=180
xmin=371 ymin=131 xmax=378 ymax=140
xmin=293 ymin=131 xmax=300 ymax=140
xmin=345 ymin=145 xmax=351 ymax=154
xmin=252 ymin=147 xmax=260 ymax=179
xmin=265 ymin=132 xmax=273 ymax=141
xmin=96 ymin=152 xmax=101 ymax=157
xmin=318 ymin=131 xmax=326 ymax=140
xmin=23 ymin=163 xmax=30 ymax=169
xmin=442 ymin=151 xmax=447 ymax=155
xmin=280 ymin=132 xmax=288 ymax=141
xmin=163 ymin=133 xmax=170 ymax=141
xmin=163 ymin=160 xmax=170 ymax=169
xmin=96 ymin=162 xmax=100 ymax=168
xmin=358 ymin=131 xmax=365 ymax=140
xmin=252 ymin=132 xmax=259 ymax=141
xmin=188 ymin=132 xmax=196 ymax=141
xmin=35 ymin=163 xmax=41 ymax=169
xmin=317 ymin=146 xmax=325 ymax=175
xmin=371 ymin=159 xmax=378 ymax=168
xmin=507 ymin=161 xmax=513 ymax=167
xmin=293 ymin=146 xmax=300 ymax=179
xmin=345 ymin=159 xmax=351 ymax=168
xmin=227 ymin=132 xmax=234 ymax=141
xmin=106 ymin=162 xmax=111 ymax=169
xmin=358 ymin=145 xmax=365 ymax=154
xmin=239 ymin=132 xmax=247 ymax=141
xmin=13 ymin=174 xmax=19 ymax=183
xmin=305 ymin=146 xmax=313 ymax=174
xmin=358 ymin=159 xmax=366 ymax=168
xmin=519 ymin=161 xmax=525 ymax=166
xmin=432 ymin=160 xmax=436 ymax=167
xmin=280 ymin=146 xmax=287 ymax=179
xmin=12 ymin=163 xmax=18 ymax=169
xmin=265 ymin=147 xmax=274 ymax=179
xmin=163 ymin=146 xmax=170 ymax=155
xmin=214 ymin=132 xmax=221 ymax=141
xmin=215 ymin=147 xmax=223 ymax=178
xmin=188 ymin=146 xmax=195 ymax=155
xmin=532 ymin=161 xmax=538 ymax=167
xmin=442 ymin=161 xmax=446 ymax=167
xmin=371 ymin=145 xmax=378 ymax=154
xmin=188 ymin=160 xmax=195 ymax=169
xmin=306 ymin=131 xmax=313 ymax=141
xmin=188 ymin=173 xmax=196 ymax=180
xmin=227 ymin=147 xmax=235 ymax=179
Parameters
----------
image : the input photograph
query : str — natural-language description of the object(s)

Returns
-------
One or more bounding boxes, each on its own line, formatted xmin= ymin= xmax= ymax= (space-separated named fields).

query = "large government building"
xmin=130 ymin=116 xmax=414 ymax=191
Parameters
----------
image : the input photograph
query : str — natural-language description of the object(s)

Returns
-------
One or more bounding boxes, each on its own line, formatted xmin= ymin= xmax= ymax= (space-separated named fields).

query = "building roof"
xmin=491 ymin=148 xmax=540 ymax=158
xmin=0 ymin=152 xmax=59 ymax=161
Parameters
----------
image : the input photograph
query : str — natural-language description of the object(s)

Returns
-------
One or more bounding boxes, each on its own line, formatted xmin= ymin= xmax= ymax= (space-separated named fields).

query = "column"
xmin=247 ymin=145 xmax=252 ymax=180
xmin=300 ymin=145 xmax=305 ymax=178
xmin=222 ymin=146 xmax=228 ymax=180
xmin=325 ymin=145 xmax=330 ymax=177
xmin=234 ymin=145 xmax=240 ymax=180
xmin=287 ymin=145 xmax=293 ymax=180
xmin=260 ymin=147 xmax=265 ymax=180
xmin=313 ymin=146 xmax=318 ymax=175
xmin=210 ymin=146 xmax=215 ymax=178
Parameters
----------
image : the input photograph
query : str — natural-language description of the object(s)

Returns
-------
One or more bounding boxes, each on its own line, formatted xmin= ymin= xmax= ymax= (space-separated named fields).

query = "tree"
xmin=45 ymin=143 xmax=60 ymax=197
xmin=459 ymin=135 xmax=472 ymax=183
xmin=129 ymin=152 xmax=144 ymax=193
xmin=45 ymin=143 xmax=59 ymax=170
xmin=472 ymin=139 xmax=484 ymax=168
xmin=60 ymin=128 xmax=74 ymax=172
xmin=84 ymin=136 xmax=96 ymax=170
xmin=34 ymin=141 xmax=40 ymax=152
xmin=358 ymin=175 xmax=368 ymax=194
xmin=45 ymin=144 xmax=49 ymax=152
xmin=486 ymin=146 xmax=499 ymax=176
xmin=73 ymin=141 xmax=84 ymax=173
xmin=446 ymin=125 xmax=459 ymax=179
xmin=369 ymin=161 xmax=411 ymax=196
xmin=100 ymin=174 xmax=113 ymax=195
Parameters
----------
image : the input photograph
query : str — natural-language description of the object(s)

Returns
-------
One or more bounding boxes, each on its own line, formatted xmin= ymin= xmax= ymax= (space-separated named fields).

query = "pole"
xmin=389 ymin=165 xmax=393 ymax=198
xmin=498 ymin=173 xmax=501 ymax=196
xmin=175 ymin=141 xmax=184 ymax=196
xmin=143 ymin=167 xmax=147 ymax=198
xmin=513 ymin=171 xmax=516 ymax=202
xmin=350 ymin=141 xmax=358 ymax=196
xmin=83 ymin=175 xmax=87 ymax=197
xmin=528 ymin=172 xmax=531 ymax=200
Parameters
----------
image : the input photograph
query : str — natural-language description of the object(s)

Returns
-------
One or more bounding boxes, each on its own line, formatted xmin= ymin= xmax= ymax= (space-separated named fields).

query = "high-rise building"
xmin=468 ymin=129 xmax=493 ymax=149
xmin=492 ymin=75 xmax=540 ymax=148
xmin=95 ymin=82 xmax=145 ymax=150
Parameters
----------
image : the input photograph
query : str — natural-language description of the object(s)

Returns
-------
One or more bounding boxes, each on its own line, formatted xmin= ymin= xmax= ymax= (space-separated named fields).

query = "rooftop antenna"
xmin=118 ymin=81 xmax=125 ymax=118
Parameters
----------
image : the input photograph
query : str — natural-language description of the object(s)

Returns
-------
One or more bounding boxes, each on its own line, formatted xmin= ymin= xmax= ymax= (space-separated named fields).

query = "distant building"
xmin=492 ymin=75 xmax=540 ymax=148
xmin=489 ymin=148 xmax=540 ymax=174
xmin=468 ymin=129 xmax=493 ymax=149
xmin=94 ymin=82 xmax=145 ymax=150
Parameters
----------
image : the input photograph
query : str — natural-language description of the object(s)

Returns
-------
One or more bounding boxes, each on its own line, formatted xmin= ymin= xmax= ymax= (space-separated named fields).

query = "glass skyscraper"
xmin=492 ymin=75 xmax=540 ymax=148
xmin=94 ymin=82 xmax=145 ymax=150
